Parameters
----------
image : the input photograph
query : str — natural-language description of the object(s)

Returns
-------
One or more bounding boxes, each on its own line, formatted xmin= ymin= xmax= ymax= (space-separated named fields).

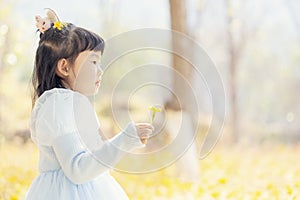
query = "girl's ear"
xmin=56 ymin=58 xmax=70 ymax=78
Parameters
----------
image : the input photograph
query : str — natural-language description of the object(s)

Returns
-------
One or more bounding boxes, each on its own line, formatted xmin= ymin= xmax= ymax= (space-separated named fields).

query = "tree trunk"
xmin=225 ymin=0 xmax=239 ymax=143
xmin=167 ymin=0 xmax=200 ymax=182
xmin=228 ymin=32 xmax=239 ymax=143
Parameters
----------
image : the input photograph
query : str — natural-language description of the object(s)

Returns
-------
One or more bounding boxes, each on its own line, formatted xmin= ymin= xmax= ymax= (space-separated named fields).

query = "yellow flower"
xmin=53 ymin=21 xmax=66 ymax=30
xmin=148 ymin=105 xmax=162 ymax=123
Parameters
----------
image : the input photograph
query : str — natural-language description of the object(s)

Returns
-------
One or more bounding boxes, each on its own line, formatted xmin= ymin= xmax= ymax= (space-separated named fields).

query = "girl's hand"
xmin=135 ymin=123 xmax=154 ymax=145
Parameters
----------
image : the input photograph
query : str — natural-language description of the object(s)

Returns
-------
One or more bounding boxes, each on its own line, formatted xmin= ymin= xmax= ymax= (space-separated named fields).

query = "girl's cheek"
xmin=73 ymin=63 xmax=98 ymax=94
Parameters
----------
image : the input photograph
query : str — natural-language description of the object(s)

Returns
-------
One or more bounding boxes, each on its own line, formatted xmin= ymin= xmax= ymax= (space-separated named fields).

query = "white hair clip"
xmin=35 ymin=8 xmax=65 ymax=34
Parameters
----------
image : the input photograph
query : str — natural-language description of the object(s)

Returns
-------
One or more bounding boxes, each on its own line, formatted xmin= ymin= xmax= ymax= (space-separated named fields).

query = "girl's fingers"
xmin=138 ymin=128 xmax=153 ymax=136
xmin=135 ymin=123 xmax=155 ymax=144
xmin=136 ymin=123 xmax=154 ymax=131
xmin=141 ymin=138 xmax=147 ymax=144
xmin=141 ymin=131 xmax=151 ymax=137
xmin=140 ymin=133 xmax=149 ymax=144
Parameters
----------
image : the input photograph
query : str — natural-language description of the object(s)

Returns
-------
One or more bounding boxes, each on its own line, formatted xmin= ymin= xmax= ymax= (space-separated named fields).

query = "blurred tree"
xmin=224 ymin=0 xmax=240 ymax=143
xmin=0 ymin=0 xmax=13 ymax=138
xmin=0 ymin=0 xmax=31 ymax=140
xmin=167 ymin=0 xmax=200 ymax=182
xmin=224 ymin=0 xmax=262 ymax=143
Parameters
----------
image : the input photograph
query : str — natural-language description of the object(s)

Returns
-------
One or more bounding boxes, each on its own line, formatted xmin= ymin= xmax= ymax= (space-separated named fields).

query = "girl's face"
xmin=71 ymin=50 xmax=103 ymax=96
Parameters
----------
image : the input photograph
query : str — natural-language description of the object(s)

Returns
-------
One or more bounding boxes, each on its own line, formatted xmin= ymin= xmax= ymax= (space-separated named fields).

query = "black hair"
xmin=31 ymin=23 xmax=105 ymax=108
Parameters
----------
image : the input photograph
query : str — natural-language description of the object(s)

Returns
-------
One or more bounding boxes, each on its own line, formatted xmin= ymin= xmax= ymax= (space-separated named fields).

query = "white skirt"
xmin=25 ymin=169 xmax=129 ymax=200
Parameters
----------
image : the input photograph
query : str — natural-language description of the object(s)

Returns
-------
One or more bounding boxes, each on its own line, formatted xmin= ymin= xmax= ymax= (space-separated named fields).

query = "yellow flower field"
xmin=0 ymin=141 xmax=300 ymax=200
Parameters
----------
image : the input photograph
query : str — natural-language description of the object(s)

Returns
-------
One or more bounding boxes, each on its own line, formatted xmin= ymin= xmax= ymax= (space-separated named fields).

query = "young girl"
xmin=25 ymin=9 xmax=153 ymax=200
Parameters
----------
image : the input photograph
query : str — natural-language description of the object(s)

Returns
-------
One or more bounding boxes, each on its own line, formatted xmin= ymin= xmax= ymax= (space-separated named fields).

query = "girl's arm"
xmin=52 ymin=121 xmax=144 ymax=184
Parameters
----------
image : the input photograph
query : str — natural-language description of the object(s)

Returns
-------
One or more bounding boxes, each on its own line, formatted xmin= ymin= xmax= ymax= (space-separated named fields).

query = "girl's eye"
xmin=92 ymin=61 xmax=97 ymax=65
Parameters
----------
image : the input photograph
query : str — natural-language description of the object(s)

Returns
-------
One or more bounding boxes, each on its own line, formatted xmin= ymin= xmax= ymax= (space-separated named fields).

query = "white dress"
xmin=25 ymin=88 xmax=145 ymax=200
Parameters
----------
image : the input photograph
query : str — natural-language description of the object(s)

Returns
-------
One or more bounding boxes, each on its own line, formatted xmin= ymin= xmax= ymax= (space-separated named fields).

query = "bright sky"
xmin=13 ymin=0 xmax=170 ymax=35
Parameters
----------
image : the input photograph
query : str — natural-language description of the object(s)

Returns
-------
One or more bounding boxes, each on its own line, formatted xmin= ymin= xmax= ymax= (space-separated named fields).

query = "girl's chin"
xmin=76 ymin=87 xmax=100 ymax=96
xmin=77 ymin=83 xmax=101 ymax=90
